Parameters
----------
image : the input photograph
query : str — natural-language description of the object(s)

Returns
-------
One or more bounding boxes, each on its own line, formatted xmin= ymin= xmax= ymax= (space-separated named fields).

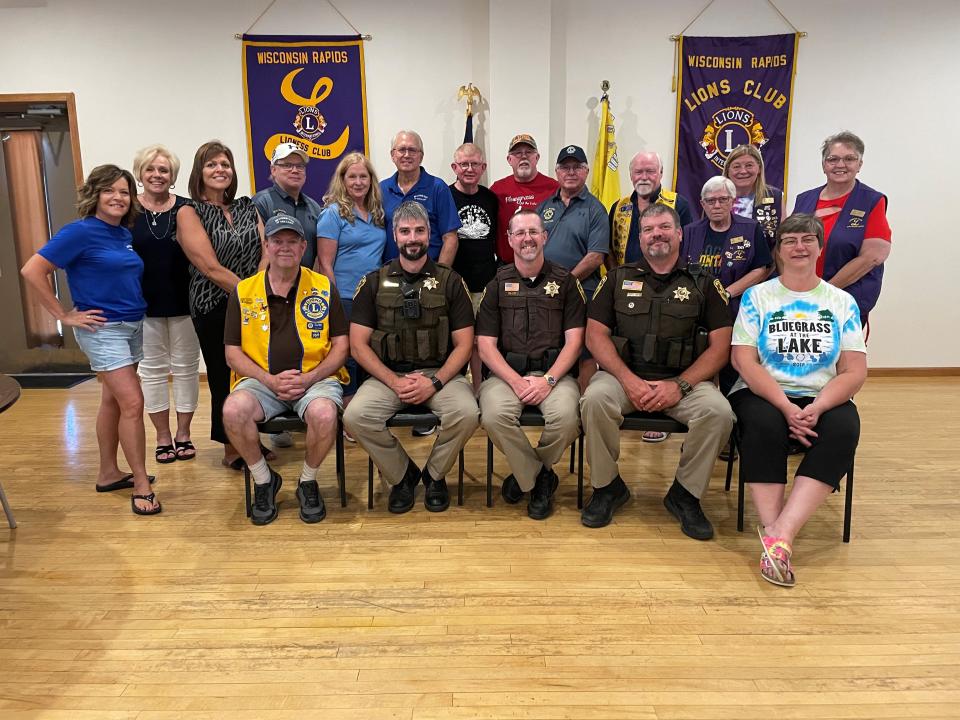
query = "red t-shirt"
xmin=489 ymin=172 xmax=559 ymax=263
xmin=814 ymin=192 xmax=891 ymax=277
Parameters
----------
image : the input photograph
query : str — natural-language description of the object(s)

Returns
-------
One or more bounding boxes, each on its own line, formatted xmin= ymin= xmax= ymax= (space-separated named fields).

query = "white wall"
xmin=1 ymin=0 xmax=956 ymax=367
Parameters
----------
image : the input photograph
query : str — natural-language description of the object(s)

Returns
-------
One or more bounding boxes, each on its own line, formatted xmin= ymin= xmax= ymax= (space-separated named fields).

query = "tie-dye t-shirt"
xmin=731 ymin=278 xmax=866 ymax=397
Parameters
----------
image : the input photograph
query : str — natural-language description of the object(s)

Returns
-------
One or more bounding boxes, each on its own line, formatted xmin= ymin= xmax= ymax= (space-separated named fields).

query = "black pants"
xmin=192 ymin=299 xmax=230 ymax=445
xmin=729 ymin=389 xmax=859 ymax=491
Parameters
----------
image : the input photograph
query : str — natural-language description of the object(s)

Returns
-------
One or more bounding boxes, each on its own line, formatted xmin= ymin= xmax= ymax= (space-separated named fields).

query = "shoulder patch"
xmin=352 ymin=273 xmax=367 ymax=300
xmin=591 ymin=274 xmax=608 ymax=301
xmin=713 ymin=278 xmax=730 ymax=305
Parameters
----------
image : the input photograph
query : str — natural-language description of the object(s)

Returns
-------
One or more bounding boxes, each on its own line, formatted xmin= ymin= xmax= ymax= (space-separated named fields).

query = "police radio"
xmin=400 ymin=280 xmax=421 ymax=319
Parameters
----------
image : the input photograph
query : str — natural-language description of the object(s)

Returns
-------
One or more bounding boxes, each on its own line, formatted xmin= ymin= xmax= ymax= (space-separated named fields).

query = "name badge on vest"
xmin=730 ymin=236 xmax=745 ymax=245
xmin=383 ymin=280 xmax=400 ymax=287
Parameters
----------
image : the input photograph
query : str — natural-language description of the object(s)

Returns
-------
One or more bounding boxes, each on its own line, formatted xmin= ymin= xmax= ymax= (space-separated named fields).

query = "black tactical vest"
xmin=371 ymin=263 xmax=452 ymax=370
xmin=610 ymin=263 xmax=710 ymax=379
xmin=495 ymin=261 xmax=570 ymax=369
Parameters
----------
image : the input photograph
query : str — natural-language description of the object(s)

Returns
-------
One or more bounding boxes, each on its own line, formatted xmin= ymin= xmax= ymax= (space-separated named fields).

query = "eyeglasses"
xmin=509 ymin=229 xmax=543 ymax=239
xmin=780 ymin=237 xmax=819 ymax=248
xmin=824 ymin=155 xmax=860 ymax=165
xmin=274 ymin=162 xmax=306 ymax=171
xmin=393 ymin=146 xmax=422 ymax=156
xmin=456 ymin=161 xmax=484 ymax=170
xmin=702 ymin=196 xmax=732 ymax=206
xmin=509 ymin=149 xmax=536 ymax=158
xmin=557 ymin=164 xmax=587 ymax=174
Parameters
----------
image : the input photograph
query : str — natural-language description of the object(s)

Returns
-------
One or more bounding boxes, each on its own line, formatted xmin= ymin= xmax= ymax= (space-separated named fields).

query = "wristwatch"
xmin=672 ymin=377 xmax=693 ymax=397
xmin=431 ymin=376 xmax=444 ymax=392
xmin=544 ymin=374 xmax=557 ymax=387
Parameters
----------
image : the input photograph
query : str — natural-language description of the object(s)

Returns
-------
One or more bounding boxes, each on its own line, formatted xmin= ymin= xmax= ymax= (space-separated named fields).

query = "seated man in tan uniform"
xmin=344 ymin=201 xmax=479 ymax=514
xmin=476 ymin=210 xmax=586 ymax=520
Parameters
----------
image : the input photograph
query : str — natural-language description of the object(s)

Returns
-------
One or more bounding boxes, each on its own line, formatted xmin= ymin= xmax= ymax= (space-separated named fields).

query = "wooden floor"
xmin=1 ymin=377 xmax=959 ymax=719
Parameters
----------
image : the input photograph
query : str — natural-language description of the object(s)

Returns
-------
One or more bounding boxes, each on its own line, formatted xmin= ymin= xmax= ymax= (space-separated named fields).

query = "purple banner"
xmin=673 ymin=33 xmax=798 ymax=208
xmin=242 ymin=34 xmax=369 ymax=201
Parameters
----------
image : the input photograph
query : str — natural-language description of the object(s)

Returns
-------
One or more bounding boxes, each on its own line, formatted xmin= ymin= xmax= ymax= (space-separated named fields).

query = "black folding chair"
xmin=728 ymin=431 xmax=855 ymax=542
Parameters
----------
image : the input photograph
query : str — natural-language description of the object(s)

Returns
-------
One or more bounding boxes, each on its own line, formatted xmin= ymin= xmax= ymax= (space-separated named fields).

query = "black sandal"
xmin=131 ymin=492 xmax=162 ymax=516
xmin=174 ymin=440 xmax=196 ymax=461
xmin=155 ymin=445 xmax=177 ymax=464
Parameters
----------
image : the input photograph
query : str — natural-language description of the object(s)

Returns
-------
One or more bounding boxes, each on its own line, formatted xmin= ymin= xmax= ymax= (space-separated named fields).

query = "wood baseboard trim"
xmin=869 ymin=367 xmax=960 ymax=377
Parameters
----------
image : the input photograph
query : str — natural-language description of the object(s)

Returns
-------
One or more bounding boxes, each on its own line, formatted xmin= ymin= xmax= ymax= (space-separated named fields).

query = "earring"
xmin=169 ymin=183 xmax=175 ymax=189
xmin=137 ymin=180 xmax=143 ymax=187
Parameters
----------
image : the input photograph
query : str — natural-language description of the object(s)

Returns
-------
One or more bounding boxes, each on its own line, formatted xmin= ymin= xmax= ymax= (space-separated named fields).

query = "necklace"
xmin=140 ymin=195 xmax=176 ymax=241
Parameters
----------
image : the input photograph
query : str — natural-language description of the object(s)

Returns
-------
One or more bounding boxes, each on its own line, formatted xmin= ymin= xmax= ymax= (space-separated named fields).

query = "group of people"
xmin=19 ymin=127 xmax=890 ymax=588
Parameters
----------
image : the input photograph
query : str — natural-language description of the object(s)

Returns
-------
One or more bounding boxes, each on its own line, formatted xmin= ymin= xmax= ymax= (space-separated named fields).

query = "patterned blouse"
xmin=187 ymin=197 xmax=262 ymax=317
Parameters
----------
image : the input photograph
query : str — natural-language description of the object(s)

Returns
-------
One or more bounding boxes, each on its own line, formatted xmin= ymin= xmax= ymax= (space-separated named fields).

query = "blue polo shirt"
xmin=315 ymin=206 xmax=386 ymax=298
xmin=537 ymin=186 xmax=610 ymax=297
xmin=39 ymin=217 xmax=147 ymax=322
xmin=380 ymin=167 xmax=461 ymax=261
xmin=252 ymin=183 xmax=322 ymax=269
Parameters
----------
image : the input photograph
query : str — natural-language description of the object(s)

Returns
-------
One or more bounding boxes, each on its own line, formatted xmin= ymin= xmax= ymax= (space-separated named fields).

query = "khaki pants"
xmin=580 ymin=371 xmax=734 ymax=497
xmin=479 ymin=374 xmax=581 ymax=491
xmin=343 ymin=372 xmax=479 ymax=484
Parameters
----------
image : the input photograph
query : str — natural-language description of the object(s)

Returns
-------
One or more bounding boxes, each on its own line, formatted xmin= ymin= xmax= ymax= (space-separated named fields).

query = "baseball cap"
xmin=556 ymin=145 xmax=588 ymax=165
xmin=271 ymin=142 xmax=309 ymax=164
xmin=508 ymin=133 xmax=538 ymax=152
xmin=264 ymin=213 xmax=305 ymax=239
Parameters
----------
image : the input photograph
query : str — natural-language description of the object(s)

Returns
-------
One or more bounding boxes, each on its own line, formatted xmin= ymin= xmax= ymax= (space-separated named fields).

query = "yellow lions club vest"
xmin=230 ymin=269 xmax=349 ymax=390
xmin=611 ymin=189 xmax=679 ymax=266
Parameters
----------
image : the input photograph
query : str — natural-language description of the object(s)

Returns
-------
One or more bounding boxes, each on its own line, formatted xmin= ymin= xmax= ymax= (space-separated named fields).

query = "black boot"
xmin=422 ymin=466 xmax=450 ymax=513
xmin=527 ymin=465 xmax=558 ymax=520
xmin=663 ymin=479 xmax=714 ymax=540
xmin=501 ymin=474 xmax=524 ymax=504
xmin=388 ymin=460 xmax=420 ymax=514
xmin=580 ymin=475 xmax=630 ymax=528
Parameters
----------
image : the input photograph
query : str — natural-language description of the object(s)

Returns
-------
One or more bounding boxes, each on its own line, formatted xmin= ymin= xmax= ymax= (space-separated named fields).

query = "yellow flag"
xmin=590 ymin=94 xmax=621 ymax=210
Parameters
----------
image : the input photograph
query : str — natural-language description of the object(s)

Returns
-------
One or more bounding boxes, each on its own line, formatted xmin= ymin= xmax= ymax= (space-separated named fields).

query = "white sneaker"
xmin=270 ymin=431 xmax=294 ymax=448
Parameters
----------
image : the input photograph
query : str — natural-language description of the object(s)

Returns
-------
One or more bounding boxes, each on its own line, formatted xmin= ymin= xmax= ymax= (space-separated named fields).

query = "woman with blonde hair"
xmin=316 ymin=152 xmax=386 ymax=415
xmin=21 ymin=165 xmax=161 ymax=515
xmin=130 ymin=144 xmax=200 ymax=464
xmin=722 ymin=144 xmax=783 ymax=247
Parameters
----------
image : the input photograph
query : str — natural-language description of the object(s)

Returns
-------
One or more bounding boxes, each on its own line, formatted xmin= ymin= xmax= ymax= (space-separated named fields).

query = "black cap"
xmin=264 ymin=213 xmax=305 ymax=238
xmin=556 ymin=144 xmax=588 ymax=165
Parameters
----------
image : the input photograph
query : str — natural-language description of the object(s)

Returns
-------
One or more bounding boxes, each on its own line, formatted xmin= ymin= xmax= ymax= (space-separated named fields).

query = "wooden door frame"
xmin=0 ymin=92 xmax=83 ymax=184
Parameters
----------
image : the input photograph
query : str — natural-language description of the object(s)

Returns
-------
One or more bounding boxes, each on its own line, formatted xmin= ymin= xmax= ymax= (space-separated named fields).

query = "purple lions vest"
xmin=681 ymin=216 xmax=760 ymax=316
xmin=794 ymin=180 xmax=886 ymax=319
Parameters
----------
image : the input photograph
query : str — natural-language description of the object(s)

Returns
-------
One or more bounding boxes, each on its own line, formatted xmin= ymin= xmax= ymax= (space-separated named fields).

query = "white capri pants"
xmin=137 ymin=315 xmax=201 ymax=414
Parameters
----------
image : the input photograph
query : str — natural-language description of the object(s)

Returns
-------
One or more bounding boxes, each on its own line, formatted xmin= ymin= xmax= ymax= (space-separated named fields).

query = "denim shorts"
xmin=74 ymin=321 xmax=144 ymax=372
xmin=232 ymin=376 xmax=343 ymax=421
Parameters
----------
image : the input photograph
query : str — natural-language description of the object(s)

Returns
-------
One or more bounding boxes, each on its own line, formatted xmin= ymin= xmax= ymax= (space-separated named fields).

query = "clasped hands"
xmin=623 ymin=375 xmax=682 ymax=413
xmin=782 ymin=402 xmax=822 ymax=448
xmin=509 ymin=374 xmax=553 ymax=406
xmin=267 ymin=369 xmax=313 ymax=401
xmin=390 ymin=372 xmax=438 ymax=405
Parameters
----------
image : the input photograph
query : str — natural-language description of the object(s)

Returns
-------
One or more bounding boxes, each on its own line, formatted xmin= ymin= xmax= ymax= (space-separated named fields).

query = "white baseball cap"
xmin=271 ymin=143 xmax=309 ymax=164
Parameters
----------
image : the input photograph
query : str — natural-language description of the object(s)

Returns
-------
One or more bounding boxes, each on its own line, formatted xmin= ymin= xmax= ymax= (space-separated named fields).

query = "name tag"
xmin=383 ymin=280 xmax=399 ymax=287
xmin=850 ymin=209 xmax=866 ymax=217
xmin=729 ymin=236 xmax=745 ymax=244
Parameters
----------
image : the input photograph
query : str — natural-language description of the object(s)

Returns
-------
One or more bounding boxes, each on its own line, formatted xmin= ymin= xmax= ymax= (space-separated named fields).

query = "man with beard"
xmin=490 ymin=134 xmax=559 ymax=264
xmin=580 ymin=204 xmax=734 ymax=537
xmin=608 ymin=151 xmax=694 ymax=267
xmin=476 ymin=210 xmax=585 ymax=520
xmin=344 ymin=201 xmax=479 ymax=514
